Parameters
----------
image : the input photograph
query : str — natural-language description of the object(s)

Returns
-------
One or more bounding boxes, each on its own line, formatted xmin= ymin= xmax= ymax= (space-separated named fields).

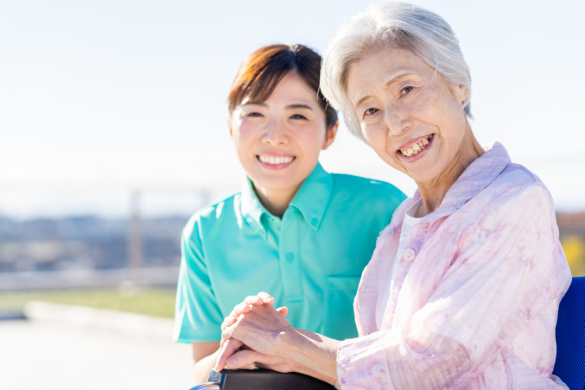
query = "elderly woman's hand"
xmin=215 ymin=301 xmax=294 ymax=372
xmin=220 ymin=292 xmax=288 ymax=332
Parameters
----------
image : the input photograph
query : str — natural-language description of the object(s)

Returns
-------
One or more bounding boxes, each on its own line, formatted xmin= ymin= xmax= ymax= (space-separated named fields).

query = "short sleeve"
xmin=337 ymin=182 xmax=570 ymax=389
xmin=173 ymin=216 xmax=224 ymax=343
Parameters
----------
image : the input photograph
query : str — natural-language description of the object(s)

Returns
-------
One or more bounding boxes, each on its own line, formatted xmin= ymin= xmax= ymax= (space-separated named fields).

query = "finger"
xmin=276 ymin=306 xmax=288 ymax=317
xmin=219 ymin=321 xmax=241 ymax=347
xmin=221 ymin=315 xmax=237 ymax=331
xmin=225 ymin=304 xmax=249 ymax=325
xmin=214 ymin=338 xmax=243 ymax=372
xmin=244 ymin=295 xmax=264 ymax=305
xmin=231 ymin=303 xmax=252 ymax=318
xmin=236 ymin=303 xmax=252 ymax=315
xmin=225 ymin=349 xmax=264 ymax=370
xmin=257 ymin=292 xmax=275 ymax=304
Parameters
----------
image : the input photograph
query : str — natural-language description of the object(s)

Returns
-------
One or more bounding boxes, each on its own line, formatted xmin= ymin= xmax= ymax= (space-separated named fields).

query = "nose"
xmin=261 ymin=118 xmax=288 ymax=146
xmin=384 ymin=103 xmax=411 ymax=136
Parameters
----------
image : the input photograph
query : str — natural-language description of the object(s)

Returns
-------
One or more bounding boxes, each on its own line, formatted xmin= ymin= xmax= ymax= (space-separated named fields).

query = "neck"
xmin=253 ymin=185 xmax=301 ymax=218
xmin=415 ymin=127 xmax=484 ymax=218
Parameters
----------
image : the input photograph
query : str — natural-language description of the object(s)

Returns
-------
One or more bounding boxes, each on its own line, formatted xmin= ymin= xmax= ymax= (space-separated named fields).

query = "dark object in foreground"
xmin=552 ymin=276 xmax=585 ymax=390
xmin=189 ymin=369 xmax=336 ymax=390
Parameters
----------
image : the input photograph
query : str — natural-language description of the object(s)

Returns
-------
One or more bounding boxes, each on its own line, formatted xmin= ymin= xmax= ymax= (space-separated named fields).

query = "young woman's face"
xmin=229 ymin=72 xmax=336 ymax=199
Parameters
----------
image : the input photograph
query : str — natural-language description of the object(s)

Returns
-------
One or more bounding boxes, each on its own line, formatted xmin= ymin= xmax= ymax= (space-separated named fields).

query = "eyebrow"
xmin=287 ymin=103 xmax=314 ymax=110
xmin=241 ymin=101 xmax=266 ymax=107
xmin=241 ymin=102 xmax=315 ymax=111
xmin=353 ymin=71 xmax=414 ymax=109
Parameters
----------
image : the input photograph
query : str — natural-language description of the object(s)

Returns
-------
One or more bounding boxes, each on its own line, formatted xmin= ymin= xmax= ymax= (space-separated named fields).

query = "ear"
xmin=321 ymin=121 xmax=339 ymax=151
xmin=454 ymin=84 xmax=469 ymax=107
xmin=227 ymin=114 xmax=233 ymax=137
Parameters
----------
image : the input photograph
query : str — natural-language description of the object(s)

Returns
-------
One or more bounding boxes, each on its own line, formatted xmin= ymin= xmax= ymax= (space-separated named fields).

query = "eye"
xmin=290 ymin=114 xmax=308 ymax=120
xmin=363 ymin=107 xmax=379 ymax=117
xmin=400 ymin=86 xmax=414 ymax=95
xmin=246 ymin=112 xmax=263 ymax=118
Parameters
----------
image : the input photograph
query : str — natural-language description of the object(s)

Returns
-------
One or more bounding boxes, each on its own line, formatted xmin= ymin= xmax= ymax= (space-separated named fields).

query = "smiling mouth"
xmin=399 ymin=134 xmax=434 ymax=157
xmin=257 ymin=155 xmax=295 ymax=165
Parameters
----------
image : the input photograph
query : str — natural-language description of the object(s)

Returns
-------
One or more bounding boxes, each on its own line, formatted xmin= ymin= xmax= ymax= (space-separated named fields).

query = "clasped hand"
xmin=214 ymin=292 xmax=295 ymax=373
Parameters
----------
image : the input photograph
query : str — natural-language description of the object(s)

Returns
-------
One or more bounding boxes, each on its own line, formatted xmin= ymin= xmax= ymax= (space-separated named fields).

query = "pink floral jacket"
xmin=337 ymin=143 xmax=572 ymax=389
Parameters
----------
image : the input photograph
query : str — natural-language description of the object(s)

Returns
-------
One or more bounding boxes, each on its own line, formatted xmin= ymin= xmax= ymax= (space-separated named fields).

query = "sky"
xmin=1 ymin=0 xmax=584 ymax=218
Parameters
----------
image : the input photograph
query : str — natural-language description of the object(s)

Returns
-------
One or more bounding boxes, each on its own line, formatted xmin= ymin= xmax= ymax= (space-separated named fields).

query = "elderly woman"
xmin=214 ymin=2 xmax=572 ymax=388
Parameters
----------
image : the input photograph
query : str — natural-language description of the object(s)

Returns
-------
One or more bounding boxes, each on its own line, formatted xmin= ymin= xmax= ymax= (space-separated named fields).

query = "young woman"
xmin=173 ymin=44 xmax=405 ymax=383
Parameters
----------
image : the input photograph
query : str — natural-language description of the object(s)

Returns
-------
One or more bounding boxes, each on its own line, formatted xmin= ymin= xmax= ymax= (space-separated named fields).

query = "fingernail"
xmin=226 ymin=357 xmax=236 ymax=367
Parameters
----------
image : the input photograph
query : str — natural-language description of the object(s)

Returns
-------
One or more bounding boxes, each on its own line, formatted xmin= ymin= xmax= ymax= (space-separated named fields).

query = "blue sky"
xmin=1 ymin=0 xmax=584 ymax=217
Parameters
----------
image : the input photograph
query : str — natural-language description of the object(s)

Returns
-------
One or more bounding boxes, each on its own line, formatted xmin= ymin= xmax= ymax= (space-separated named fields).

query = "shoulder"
xmin=183 ymin=193 xmax=241 ymax=239
xmin=498 ymin=162 xmax=543 ymax=187
xmin=330 ymin=172 xmax=406 ymax=201
xmin=467 ymin=163 xmax=554 ymax=231
xmin=487 ymin=163 xmax=552 ymax=208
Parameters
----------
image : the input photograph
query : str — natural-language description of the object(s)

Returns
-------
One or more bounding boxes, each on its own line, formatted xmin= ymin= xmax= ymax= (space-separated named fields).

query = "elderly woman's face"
xmin=346 ymin=47 xmax=469 ymax=185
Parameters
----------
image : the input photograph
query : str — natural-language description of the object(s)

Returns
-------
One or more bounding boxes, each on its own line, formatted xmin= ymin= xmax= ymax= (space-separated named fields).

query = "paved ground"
xmin=0 ymin=318 xmax=195 ymax=390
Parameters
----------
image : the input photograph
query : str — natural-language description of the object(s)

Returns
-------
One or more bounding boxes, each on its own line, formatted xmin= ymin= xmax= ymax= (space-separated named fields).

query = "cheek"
xmin=232 ymin=124 xmax=256 ymax=144
xmin=363 ymin=126 xmax=388 ymax=153
xmin=297 ymin=126 xmax=327 ymax=152
xmin=361 ymin=125 xmax=377 ymax=144
xmin=428 ymin=91 xmax=465 ymax=130
xmin=230 ymin=130 xmax=254 ymax=160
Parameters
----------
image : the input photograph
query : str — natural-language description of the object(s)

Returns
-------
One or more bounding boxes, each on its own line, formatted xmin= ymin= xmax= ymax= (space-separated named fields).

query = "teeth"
xmin=400 ymin=136 xmax=432 ymax=157
xmin=258 ymin=155 xmax=294 ymax=165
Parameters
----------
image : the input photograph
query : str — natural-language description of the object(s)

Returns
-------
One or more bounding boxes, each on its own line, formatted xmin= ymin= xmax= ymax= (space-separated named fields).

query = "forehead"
xmin=346 ymin=47 xmax=432 ymax=103
xmin=246 ymin=72 xmax=320 ymax=106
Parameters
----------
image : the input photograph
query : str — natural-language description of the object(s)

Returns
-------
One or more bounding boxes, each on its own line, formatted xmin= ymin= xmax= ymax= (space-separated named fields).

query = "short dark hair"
xmin=228 ymin=44 xmax=338 ymax=130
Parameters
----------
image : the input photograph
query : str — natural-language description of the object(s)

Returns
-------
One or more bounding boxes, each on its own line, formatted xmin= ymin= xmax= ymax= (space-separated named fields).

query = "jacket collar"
xmin=385 ymin=142 xmax=511 ymax=231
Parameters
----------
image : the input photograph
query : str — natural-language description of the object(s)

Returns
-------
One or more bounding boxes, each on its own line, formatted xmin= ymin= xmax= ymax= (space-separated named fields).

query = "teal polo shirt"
xmin=173 ymin=163 xmax=405 ymax=342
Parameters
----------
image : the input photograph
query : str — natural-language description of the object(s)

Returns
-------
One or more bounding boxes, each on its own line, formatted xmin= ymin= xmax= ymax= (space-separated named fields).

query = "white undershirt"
xmin=375 ymin=198 xmax=423 ymax=330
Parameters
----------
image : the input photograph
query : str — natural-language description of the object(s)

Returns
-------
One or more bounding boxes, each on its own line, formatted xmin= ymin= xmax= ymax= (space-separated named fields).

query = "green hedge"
xmin=0 ymin=288 xmax=177 ymax=318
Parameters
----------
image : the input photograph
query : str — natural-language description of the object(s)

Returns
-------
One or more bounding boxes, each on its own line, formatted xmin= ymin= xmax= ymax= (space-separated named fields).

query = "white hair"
xmin=321 ymin=2 xmax=472 ymax=142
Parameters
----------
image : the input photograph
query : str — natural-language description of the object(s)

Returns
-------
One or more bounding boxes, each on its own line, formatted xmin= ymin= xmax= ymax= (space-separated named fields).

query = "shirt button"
xmin=285 ymin=253 xmax=294 ymax=263
xmin=402 ymin=248 xmax=416 ymax=262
